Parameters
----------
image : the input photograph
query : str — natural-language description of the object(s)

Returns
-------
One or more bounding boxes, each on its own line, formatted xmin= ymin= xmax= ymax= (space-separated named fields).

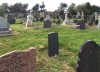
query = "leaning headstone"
xmin=43 ymin=20 xmax=51 ymax=28
xmin=0 ymin=47 xmax=36 ymax=72
xmin=0 ymin=16 xmax=12 ymax=36
xmin=48 ymin=32 xmax=58 ymax=57
xmin=77 ymin=20 xmax=85 ymax=30
xmin=76 ymin=40 xmax=99 ymax=72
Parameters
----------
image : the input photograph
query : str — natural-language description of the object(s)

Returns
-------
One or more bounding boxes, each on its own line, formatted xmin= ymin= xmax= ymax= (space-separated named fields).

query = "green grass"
xmin=0 ymin=21 xmax=100 ymax=72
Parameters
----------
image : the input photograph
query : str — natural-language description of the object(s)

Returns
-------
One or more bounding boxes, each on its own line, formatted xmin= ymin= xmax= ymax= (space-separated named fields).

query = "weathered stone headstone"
xmin=40 ymin=12 xmax=44 ymax=18
xmin=45 ymin=14 xmax=50 ymax=20
xmin=76 ymin=40 xmax=100 ymax=72
xmin=0 ymin=47 xmax=36 ymax=72
xmin=26 ymin=9 xmax=34 ymax=27
xmin=95 ymin=12 xmax=98 ymax=21
xmin=43 ymin=20 xmax=51 ymax=28
xmin=48 ymin=32 xmax=58 ymax=57
xmin=77 ymin=20 xmax=85 ymax=30
xmin=97 ymin=14 xmax=100 ymax=29
xmin=0 ymin=16 xmax=12 ymax=36
xmin=76 ymin=12 xmax=80 ymax=19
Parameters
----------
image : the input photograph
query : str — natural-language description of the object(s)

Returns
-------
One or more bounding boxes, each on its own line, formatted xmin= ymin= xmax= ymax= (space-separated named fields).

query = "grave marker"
xmin=0 ymin=47 xmax=36 ymax=72
xmin=76 ymin=40 xmax=100 ymax=72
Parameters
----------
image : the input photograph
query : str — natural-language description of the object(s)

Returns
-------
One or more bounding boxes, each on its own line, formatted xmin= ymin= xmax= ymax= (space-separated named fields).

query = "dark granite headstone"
xmin=43 ymin=20 xmax=51 ymax=28
xmin=0 ymin=16 xmax=12 ymax=36
xmin=0 ymin=17 xmax=9 ymax=31
xmin=77 ymin=20 xmax=86 ymax=30
xmin=76 ymin=40 xmax=100 ymax=72
xmin=48 ymin=32 xmax=59 ymax=57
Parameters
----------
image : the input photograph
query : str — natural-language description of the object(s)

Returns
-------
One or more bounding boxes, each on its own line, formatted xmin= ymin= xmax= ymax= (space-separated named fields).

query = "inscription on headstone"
xmin=0 ymin=47 xmax=36 ymax=72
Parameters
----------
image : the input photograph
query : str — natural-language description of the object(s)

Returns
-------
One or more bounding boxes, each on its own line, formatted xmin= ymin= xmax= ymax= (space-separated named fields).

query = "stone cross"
xmin=95 ymin=12 xmax=98 ymax=21
xmin=62 ymin=8 xmax=68 ymax=25
xmin=26 ymin=9 xmax=34 ymax=27
xmin=97 ymin=14 xmax=100 ymax=29
xmin=45 ymin=14 xmax=50 ymax=20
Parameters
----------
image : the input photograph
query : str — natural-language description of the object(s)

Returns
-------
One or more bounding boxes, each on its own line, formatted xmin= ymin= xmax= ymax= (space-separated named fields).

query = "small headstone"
xmin=77 ymin=20 xmax=85 ymax=30
xmin=40 ymin=17 xmax=44 ymax=22
xmin=40 ymin=12 xmax=44 ymax=18
xmin=7 ymin=14 xmax=12 ymax=24
xmin=43 ymin=20 xmax=51 ymax=28
xmin=45 ymin=14 xmax=50 ymax=20
xmin=48 ymin=32 xmax=59 ymax=57
xmin=76 ymin=40 xmax=99 ymax=72
xmin=0 ymin=47 xmax=36 ymax=72
xmin=0 ymin=16 xmax=12 ymax=36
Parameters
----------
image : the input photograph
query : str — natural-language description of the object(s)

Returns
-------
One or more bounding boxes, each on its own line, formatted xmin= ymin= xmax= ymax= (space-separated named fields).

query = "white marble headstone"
xmin=97 ymin=14 xmax=100 ymax=29
xmin=95 ymin=12 xmax=98 ymax=21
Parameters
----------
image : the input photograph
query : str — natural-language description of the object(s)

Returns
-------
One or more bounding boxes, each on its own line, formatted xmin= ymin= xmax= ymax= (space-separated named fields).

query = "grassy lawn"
xmin=0 ymin=21 xmax=100 ymax=72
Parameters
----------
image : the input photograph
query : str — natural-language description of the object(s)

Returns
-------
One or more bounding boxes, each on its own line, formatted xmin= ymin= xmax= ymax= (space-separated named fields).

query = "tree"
xmin=9 ymin=2 xmax=28 ymax=13
xmin=1 ymin=3 xmax=9 ymax=13
xmin=68 ymin=3 xmax=77 ymax=15
xmin=0 ymin=5 xmax=6 ymax=16
xmin=58 ymin=3 xmax=67 ymax=15
xmin=32 ymin=3 xmax=39 ymax=12
xmin=83 ymin=2 xmax=92 ymax=15
xmin=91 ymin=5 xmax=100 ymax=12
xmin=40 ymin=2 xmax=45 ymax=11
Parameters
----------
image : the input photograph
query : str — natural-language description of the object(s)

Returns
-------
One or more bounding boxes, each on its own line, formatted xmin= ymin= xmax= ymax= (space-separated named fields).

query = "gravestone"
xmin=76 ymin=12 xmax=80 ymax=19
xmin=95 ymin=12 xmax=98 ymax=21
xmin=26 ymin=9 xmax=34 ymax=27
xmin=76 ymin=40 xmax=100 ymax=72
xmin=43 ymin=20 xmax=51 ymax=28
xmin=40 ymin=12 xmax=44 ymax=22
xmin=0 ymin=47 xmax=36 ymax=72
xmin=97 ymin=14 xmax=100 ymax=29
xmin=7 ymin=14 xmax=12 ymax=24
xmin=45 ymin=14 xmax=50 ymax=20
xmin=77 ymin=20 xmax=86 ymax=30
xmin=48 ymin=32 xmax=58 ymax=57
xmin=62 ymin=9 xmax=68 ymax=25
xmin=81 ymin=11 xmax=84 ymax=20
xmin=0 ymin=16 xmax=12 ymax=36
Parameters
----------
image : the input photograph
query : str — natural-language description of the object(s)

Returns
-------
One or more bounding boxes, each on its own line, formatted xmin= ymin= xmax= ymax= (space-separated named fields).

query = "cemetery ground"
xmin=0 ymin=20 xmax=100 ymax=72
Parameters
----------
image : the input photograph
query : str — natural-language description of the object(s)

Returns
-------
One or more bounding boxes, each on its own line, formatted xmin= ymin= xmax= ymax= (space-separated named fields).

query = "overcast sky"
xmin=0 ymin=0 xmax=100 ymax=11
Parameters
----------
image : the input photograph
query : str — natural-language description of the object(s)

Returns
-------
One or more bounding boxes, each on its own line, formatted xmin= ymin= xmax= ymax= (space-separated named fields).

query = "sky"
xmin=0 ymin=0 xmax=100 ymax=11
